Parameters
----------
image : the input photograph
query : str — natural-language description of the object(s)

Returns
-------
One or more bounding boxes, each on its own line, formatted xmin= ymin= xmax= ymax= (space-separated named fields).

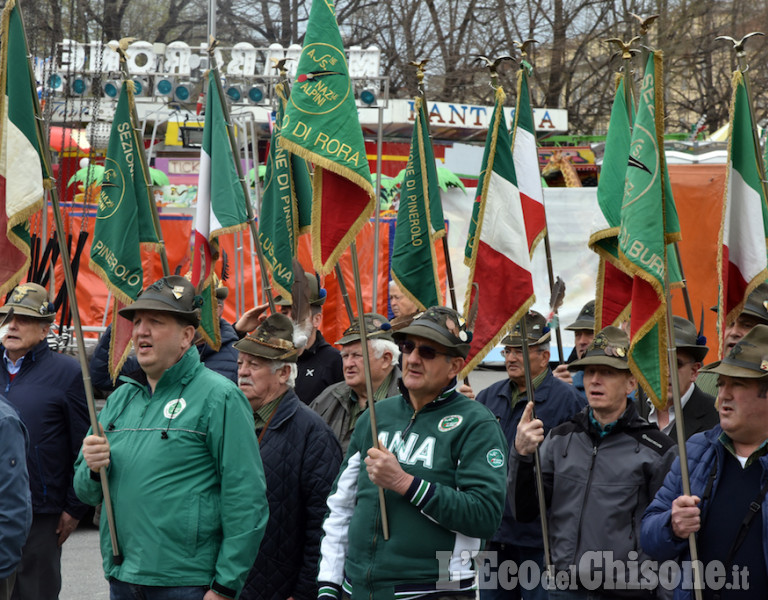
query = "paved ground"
xmin=60 ymin=367 xmax=508 ymax=599
xmin=61 ymin=524 xmax=109 ymax=600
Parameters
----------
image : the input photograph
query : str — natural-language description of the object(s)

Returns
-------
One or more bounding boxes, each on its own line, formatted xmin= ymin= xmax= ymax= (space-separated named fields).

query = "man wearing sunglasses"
xmin=317 ymin=306 xmax=508 ymax=600
xmin=475 ymin=311 xmax=585 ymax=600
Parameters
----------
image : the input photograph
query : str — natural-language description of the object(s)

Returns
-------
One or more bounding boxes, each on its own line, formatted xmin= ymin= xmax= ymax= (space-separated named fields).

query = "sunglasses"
xmin=399 ymin=339 xmax=449 ymax=360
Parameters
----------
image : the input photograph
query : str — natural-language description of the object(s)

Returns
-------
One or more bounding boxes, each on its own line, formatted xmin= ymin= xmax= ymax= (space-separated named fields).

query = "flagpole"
xmin=116 ymin=39 xmax=170 ymax=276
xmin=664 ymin=254 xmax=704 ymax=599
xmin=372 ymin=104 xmax=384 ymax=311
xmin=15 ymin=2 xmax=122 ymax=563
xmin=334 ymin=264 xmax=355 ymax=324
xmin=518 ymin=314 xmax=553 ymax=576
xmin=649 ymin=39 xmax=702 ymax=598
xmin=517 ymin=52 xmax=565 ymax=364
xmin=206 ymin=39 xmax=276 ymax=313
xmin=350 ymin=241 xmax=390 ymax=540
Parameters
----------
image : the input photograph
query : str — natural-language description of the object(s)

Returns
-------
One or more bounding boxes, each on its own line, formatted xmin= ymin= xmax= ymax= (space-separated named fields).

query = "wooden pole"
xmin=350 ymin=242 xmax=390 ymax=540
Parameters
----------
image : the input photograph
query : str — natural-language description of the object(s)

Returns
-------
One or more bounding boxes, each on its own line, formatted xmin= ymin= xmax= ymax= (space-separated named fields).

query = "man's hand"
xmin=234 ymin=303 xmax=270 ymax=335
xmin=82 ymin=425 xmax=111 ymax=472
xmin=365 ymin=447 xmax=414 ymax=495
xmin=56 ymin=511 xmax=79 ymax=546
xmin=552 ymin=364 xmax=573 ymax=385
xmin=204 ymin=591 xmax=230 ymax=600
xmin=671 ymin=495 xmax=701 ymax=538
xmin=514 ymin=401 xmax=545 ymax=456
xmin=458 ymin=383 xmax=475 ymax=399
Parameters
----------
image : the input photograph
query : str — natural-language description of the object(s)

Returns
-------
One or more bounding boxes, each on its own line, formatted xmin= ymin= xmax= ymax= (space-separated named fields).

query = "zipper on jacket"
xmin=367 ymin=497 xmax=381 ymax=593
xmin=401 ymin=410 xmax=418 ymax=439
xmin=573 ymin=443 xmax=598 ymax=558
xmin=35 ymin=444 xmax=48 ymax=502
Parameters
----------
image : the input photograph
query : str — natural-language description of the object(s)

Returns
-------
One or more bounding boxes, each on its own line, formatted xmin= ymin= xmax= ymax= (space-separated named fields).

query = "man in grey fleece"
xmin=509 ymin=326 xmax=677 ymax=599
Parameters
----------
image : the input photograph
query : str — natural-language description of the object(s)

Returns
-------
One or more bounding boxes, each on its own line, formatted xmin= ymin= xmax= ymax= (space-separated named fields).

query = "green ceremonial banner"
xmin=591 ymin=73 xmax=682 ymax=331
xmin=279 ymin=0 xmax=374 ymax=276
xmin=618 ymin=52 xmax=681 ymax=410
xmin=421 ymin=103 xmax=445 ymax=241
xmin=90 ymin=81 xmax=159 ymax=305
xmin=259 ymin=82 xmax=312 ymax=301
xmin=391 ymin=97 xmax=442 ymax=311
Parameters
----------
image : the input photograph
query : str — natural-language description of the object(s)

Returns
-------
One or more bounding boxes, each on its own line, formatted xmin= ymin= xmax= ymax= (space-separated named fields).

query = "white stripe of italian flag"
xmin=512 ymin=69 xmax=546 ymax=254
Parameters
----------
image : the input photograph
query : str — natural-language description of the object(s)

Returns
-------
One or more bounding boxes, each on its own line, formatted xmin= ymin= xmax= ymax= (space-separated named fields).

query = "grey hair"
xmin=370 ymin=338 xmax=400 ymax=366
xmin=270 ymin=361 xmax=298 ymax=388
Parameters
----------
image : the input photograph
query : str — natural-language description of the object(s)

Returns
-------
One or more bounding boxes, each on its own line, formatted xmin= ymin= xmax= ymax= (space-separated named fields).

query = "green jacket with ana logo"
xmin=318 ymin=384 xmax=508 ymax=600
xmin=74 ymin=346 xmax=268 ymax=599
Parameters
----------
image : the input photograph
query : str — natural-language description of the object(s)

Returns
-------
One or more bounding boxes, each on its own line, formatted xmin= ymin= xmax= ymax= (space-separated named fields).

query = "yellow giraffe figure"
xmin=541 ymin=149 xmax=583 ymax=187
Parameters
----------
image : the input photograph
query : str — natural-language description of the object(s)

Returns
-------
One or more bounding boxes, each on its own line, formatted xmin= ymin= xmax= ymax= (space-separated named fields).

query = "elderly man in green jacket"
xmin=75 ymin=276 xmax=268 ymax=600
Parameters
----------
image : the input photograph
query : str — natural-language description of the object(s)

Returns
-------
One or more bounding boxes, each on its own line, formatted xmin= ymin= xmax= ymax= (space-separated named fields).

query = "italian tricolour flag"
xmin=0 ymin=0 xmax=44 ymax=296
xmin=717 ymin=69 xmax=768 ymax=356
xmin=192 ymin=70 xmax=249 ymax=349
xmin=462 ymin=85 xmax=535 ymax=376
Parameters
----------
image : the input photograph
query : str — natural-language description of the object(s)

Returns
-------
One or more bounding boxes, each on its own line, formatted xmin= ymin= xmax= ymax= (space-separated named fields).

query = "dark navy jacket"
xmin=476 ymin=369 xmax=586 ymax=548
xmin=241 ymin=389 xmax=342 ymax=600
xmin=1 ymin=340 xmax=90 ymax=519
xmin=89 ymin=318 xmax=239 ymax=391
xmin=641 ymin=425 xmax=768 ymax=600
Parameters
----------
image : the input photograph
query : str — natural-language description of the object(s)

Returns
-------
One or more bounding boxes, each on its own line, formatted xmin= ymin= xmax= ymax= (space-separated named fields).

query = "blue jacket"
xmin=476 ymin=369 xmax=586 ymax=548
xmin=241 ymin=389 xmax=342 ymax=600
xmin=0 ymin=396 xmax=32 ymax=578
xmin=90 ymin=318 xmax=239 ymax=391
xmin=641 ymin=425 xmax=768 ymax=600
xmin=1 ymin=340 xmax=90 ymax=519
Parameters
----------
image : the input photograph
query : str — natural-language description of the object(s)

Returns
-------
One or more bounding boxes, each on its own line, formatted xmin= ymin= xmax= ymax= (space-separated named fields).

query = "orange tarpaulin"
xmin=49 ymin=205 xmax=446 ymax=346
xmin=47 ymin=164 xmax=723 ymax=357
xmin=667 ymin=164 xmax=726 ymax=362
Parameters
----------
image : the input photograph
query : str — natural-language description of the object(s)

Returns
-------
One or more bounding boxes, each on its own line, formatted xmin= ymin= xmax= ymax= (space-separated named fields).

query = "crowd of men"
xmin=0 ymin=276 xmax=767 ymax=600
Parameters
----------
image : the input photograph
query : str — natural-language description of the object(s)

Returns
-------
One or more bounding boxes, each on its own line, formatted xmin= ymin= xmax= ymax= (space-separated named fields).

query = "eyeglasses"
xmin=399 ymin=339 xmax=448 ymax=360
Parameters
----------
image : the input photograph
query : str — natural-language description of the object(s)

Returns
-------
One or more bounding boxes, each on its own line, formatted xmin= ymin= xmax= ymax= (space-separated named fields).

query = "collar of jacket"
xmin=264 ymin=388 xmax=300 ymax=431
xmin=2 ymin=338 xmax=49 ymax=373
xmin=397 ymin=375 xmax=460 ymax=411
xmin=121 ymin=345 xmax=201 ymax=391
xmin=303 ymin=329 xmax=329 ymax=357
xmin=574 ymin=399 xmax=651 ymax=439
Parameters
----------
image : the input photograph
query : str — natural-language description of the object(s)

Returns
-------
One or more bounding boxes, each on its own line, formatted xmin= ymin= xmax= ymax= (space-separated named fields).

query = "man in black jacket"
xmin=0 ymin=283 xmax=90 ymax=600
xmin=235 ymin=314 xmax=342 ymax=600
xmin=640 ymin=316 xmax=718 ymax=441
